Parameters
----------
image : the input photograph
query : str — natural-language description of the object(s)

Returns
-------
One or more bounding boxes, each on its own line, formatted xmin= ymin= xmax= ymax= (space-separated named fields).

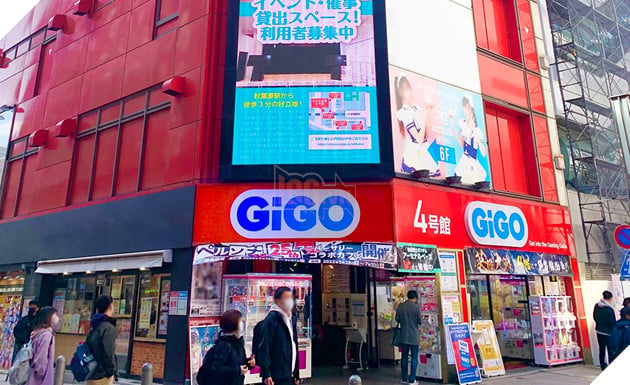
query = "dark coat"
xmin=201 ymin=335 xmax=247 ymax=385
xmin=610 ymin=319 xmax=630 ymax=361
xmin=86 ymin=314 xmax=117 ymax=380
xmin=258 ymin=310 xmax=299 ymax=382
xmin=594 ymin=302 xmax=616 ymax=335
xmin=13 ymin=314 xmax=35 ymax=345
xmin=396 ymin=300 xmax=422 ymax=345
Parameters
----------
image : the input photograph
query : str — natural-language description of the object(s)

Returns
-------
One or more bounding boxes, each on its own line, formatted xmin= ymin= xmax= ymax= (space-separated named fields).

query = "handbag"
xmin=391 ymin=324 xmax=402 ymax=347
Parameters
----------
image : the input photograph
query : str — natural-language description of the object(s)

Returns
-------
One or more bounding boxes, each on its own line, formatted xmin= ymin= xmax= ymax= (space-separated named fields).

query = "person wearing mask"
xmin=259 ymin=287 xmax=299 ymax=385
xmin=25 ymin=307 xmax=58 ymax=385
xmin=610 ymin=306 xmax=630 ymax=362
xmin=395 ymin=290 xmax=422 ymax=385
xmin=12 ymin=300 xmax=40 ymax=363
xmin=198 ymin=310 xmax=255 ymax=385
xmin=594 ymin=290 xmax=616 ymax=370
xmin=86 ymin=295 xmax=117 ymax=385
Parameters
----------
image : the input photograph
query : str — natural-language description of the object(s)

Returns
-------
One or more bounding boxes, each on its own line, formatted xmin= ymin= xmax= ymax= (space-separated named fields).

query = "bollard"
xmin=348 ymin=374 xmax=362 ymax=385
xmin=54 ymin=356 xmax=65 ymax=385
xmin=141 ymin=363 xmax=153 ymax=385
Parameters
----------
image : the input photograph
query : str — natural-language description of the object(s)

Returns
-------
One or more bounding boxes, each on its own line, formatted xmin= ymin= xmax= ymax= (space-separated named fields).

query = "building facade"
xmin=0 ymin=0 xmax=589 ymax=383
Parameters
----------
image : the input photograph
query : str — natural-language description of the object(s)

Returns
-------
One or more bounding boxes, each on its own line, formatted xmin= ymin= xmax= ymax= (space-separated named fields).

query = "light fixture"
xmin=412 ymin=169 xmax=431 ymax=179
xmin=112 ymin=268 xmax=119 ymax=273
xmin=63 ymin=271 xmax=70 ymax=276
xmin=86 ymin=270 xmax=92 ymax=274
xmin=139 ymin=267 xmax=147 ymax=271
xmin=474 ymin=181 xmax=490 ymax=191
xmin=446 ymin=176 xmax=462 ymax=185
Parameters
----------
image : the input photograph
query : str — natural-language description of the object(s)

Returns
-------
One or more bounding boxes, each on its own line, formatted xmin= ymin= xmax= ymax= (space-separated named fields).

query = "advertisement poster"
xmin=191 ymin=262 xmax=223 ymax=317
xmin=139 ymin=298 xmax=152 ymax=329
xmin=0 ymin=296 xmax=21 ymax=369
xmin=471 ymin=320 xmax=505 ymax=377
xmin=447 ymin=324 xmax=482 ymax=385
xmin=111 ymin=281 xmax=122 ymax=299
xmin=21 ymin=296 xmax=36 ymax=317
xmin=177 ymin=291 xmax=189 ymax=316
xmin=230 ymin=0 xmax=380 ymax=165
xmin=389 ymin=68 xmax=490 ymax=185
xmin=52 ymin=289 xmax=66 ymax=330
xmin=466 ymin=248 xmax=571 ymax=276
xmin=189 ymin=324 xmax=220 ymax=385
xmin=397 ymin=243 xmax=440 ymax=273
xmin=441 ymin=295 xmax=462 ymax=325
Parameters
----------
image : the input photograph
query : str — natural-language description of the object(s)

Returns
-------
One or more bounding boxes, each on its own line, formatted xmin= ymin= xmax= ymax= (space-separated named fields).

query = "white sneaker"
xmin=408 ymin=382 xmax=418 ymax=385
xmin=401 ymin=381 xmax=408 ymax=385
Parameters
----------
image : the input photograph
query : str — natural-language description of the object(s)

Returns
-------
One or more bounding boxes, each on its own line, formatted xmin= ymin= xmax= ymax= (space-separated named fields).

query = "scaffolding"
xmin=547 ymin=0 xmax=630 ymax=279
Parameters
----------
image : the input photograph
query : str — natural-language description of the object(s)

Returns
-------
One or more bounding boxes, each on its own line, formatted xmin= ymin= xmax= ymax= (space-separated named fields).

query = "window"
xmin=153 ymin=0 xmax=179 ymax=39
xmin=1 ymin=28 xmax=56 ymax=68
xmin=472 ymin=0 xmax=522 ymax=62
xmin=0 ymin=108 xmax=15 ymax=191
xmin=94 ymin=0 xmax=115 ymax=11
xmin=135 ymin=273 xmax=170 ymax=341
xmin=0 ymin=135 xmax=39 ymax=218
xmin=34 ymin=39 xmax=56 ymax=97
xmin=51 ymin=277 xmax=96 ymax=335
xmin=68 ymin=85 xmax=171 ymax=205
xmin=485 ymin=103 xmax=540 ymax=196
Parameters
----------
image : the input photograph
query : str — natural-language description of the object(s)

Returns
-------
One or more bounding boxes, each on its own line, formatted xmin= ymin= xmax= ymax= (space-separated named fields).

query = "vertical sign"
xmin=471 ymin=320 xmax=505 ymax=377
xmin=447 ymin=323 xmax=482 ymax=385
xmin=229 ymin=0 xmax=380 ymax=165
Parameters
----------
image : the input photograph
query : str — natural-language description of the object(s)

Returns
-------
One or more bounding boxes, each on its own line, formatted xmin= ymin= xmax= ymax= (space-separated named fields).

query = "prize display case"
xmin=376 ymin=279 xmax=405 ymax=361
xmin=491 ymin=277 xmax=533 ymax=360
xmin=223 ymin=274 xmax=312 ymax=384
xmin=529 ymin=296 xmax=582 ymax=366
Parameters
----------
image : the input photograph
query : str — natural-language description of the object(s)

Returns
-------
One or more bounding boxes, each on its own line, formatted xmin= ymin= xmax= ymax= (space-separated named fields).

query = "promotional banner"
xmin=389 ymin=67 xmax=490 ymax=185
xmin=229 ymin=0 xmax=380 ymax=165
xmin=194 ymin=241 xmax=397 ymax=270
xmin=191 ymin=262 xmax=223 ymax=317
xmin=466 ymin=248 xmax=572 ymax=276
xmin=189 ymin=324 xmax=220 ymax=385
xmin=397 ymin=243 xmax=439 ymax=273
xmin=447 ymin=323 xmax=482 ymax=385
xmin=393 ymin=180 xmax=576 ymax=256
xmin=471 ymin=320 xmax=505 ymax=377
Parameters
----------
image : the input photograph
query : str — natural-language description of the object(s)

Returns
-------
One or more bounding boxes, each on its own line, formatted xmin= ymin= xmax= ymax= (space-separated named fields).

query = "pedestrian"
xmin=620 ymin=297 xmax=630 ymax=318
xmin=395 ymin=290 xmax=422 ymax=385
xmin=25 ymin=306 xmax=58 ymax=385
xmin=593 ymin=290 xmax=616 ymax=370
xmin=86 ymin=295 xmax=117 ymax=385
xmin=197 ymin=310 xmax=255 ymax=385
xmin=12 ymin=300 xmax=40 ymax=363
xmin=259 ymin=287 xmax=300 ymax=385
xmin=609 ymin=306 xmax=630 ymax=362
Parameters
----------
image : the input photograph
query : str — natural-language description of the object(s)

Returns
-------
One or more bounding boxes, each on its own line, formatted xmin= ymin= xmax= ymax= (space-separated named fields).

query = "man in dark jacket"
xmin=259 ymin=287 xmax=299 ymax=385
xmin=610 ymin=306 xmax=630 ymax=362
xmin=396 ymin=290 xmax=422 ymax=385
xmin=12 ymin=299 xmax=39 ymax=363
xmin=594 ymin=290 xmax=616 ymax=370
xmin=87 ymin=294 xmax=117 ymax=385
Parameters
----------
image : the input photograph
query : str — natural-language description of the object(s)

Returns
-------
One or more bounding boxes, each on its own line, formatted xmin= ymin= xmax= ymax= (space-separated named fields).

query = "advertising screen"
xmin=229 ymin=0 xmax=380 ymax=166
xmin=389 ymin=67 xmax=491 ymax=185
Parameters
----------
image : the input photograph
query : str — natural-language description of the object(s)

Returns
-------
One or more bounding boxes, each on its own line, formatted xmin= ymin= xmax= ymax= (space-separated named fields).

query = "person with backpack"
xmin=610 ymin=306 xmax=630 ymax=362
xmin=12 ymin=300 xmax=40 ymax=364
xmin=258 ymin=287 xmax=300 ymax=385
xmin=25 ymin=307 xmax=58 ymax=385
xmin=86 ymin=295 xmax=117 ymax=385
xmin=594 ymin=290 xmax=617 ymax=369
xmin=197 ymin=310 xmax=255 ymax=385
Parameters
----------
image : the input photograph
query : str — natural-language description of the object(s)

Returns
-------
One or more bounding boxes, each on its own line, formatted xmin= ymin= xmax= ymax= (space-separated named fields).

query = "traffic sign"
xmin=614 ymin=225 xmax=630 ymax=248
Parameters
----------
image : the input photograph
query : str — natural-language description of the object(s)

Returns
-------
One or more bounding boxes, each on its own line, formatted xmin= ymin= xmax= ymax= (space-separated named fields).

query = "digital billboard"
xmin=229 ymin=0 xmax=380 ymax=166
xmin=389 ymin=67 xmax=491 ymax=185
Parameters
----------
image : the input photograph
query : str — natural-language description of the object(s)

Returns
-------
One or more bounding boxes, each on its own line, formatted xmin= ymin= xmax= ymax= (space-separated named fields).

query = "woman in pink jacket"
xmin=26 ymin=307 xmax=58 ymax=385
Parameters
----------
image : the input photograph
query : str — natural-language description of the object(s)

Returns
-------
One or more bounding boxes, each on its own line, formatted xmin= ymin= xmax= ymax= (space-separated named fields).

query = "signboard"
xmin=189 ymin=324 xmax=220 ymax=385
xmin=393 ymin=180 xmax=575 ymax=256
xmin=466 ymin=248 xmax=571 ymax=276
xmin=615 ymin=225 xmax=630 ymax=248
xmin=447 ymin=323 xmax=482 ymax=385
xmin=194 ymin=184 xmax=395 ymax=244
xmin=191 ymin=262 xmax=223 ymax=317
xmin=397 ymin=243 xmax=439 ymax=273
xmin=227 ymin=0 xmax=380 ymax=166
xmin=441 ymin=295 xmax=462 ymax=325
xmin=471 ymin=320 xmax=505 ymax=377
xmin=389 ymin=68 xmax=490 ymax=185
xmin=168 ymin=291 xmax=188 ymax=316
xmin=621 ymin=249 xmax=630 ymax=280
xmin=195 ymin=241 xmax=397 ymax=270
xmin=465 ymin=202 xmax=527 ymax=248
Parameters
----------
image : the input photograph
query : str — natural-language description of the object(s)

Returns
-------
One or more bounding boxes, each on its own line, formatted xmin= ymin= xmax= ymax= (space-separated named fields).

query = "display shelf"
xmin=529 ymin=296 xmax=582 ymax=366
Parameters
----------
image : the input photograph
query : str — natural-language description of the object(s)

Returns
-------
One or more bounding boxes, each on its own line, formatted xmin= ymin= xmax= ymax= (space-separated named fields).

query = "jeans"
xmin=597 ymin=333 xmax=612 ymax=370
xmin=401 ymin=344 xmax=419 ymax=383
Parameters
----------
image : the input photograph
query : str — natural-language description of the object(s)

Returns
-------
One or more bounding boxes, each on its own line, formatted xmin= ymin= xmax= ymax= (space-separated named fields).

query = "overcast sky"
xmin=0 ymin=0 xmax=40 ymax=40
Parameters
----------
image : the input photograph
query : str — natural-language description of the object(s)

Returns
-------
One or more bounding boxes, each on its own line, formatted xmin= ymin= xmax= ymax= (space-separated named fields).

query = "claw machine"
xmin=223 ymin=274 xmax=312 ymax=384
xmin=376 ymin=278 xmax=405 ymax=361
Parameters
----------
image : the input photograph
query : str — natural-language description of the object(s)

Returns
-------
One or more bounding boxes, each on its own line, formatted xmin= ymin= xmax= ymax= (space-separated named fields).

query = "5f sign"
xmin=465 ymin=202 xmax=528 ymax=248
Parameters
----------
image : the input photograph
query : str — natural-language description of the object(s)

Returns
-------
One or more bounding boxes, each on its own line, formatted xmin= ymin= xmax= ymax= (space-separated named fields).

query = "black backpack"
xmin=251 ymin=318 xmax=267 ymax=359
xmin=196 ymin=344 xmax=219 ymax=385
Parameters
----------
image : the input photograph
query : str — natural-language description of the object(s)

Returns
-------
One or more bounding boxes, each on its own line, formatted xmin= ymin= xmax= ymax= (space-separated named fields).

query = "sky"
xmin=0 ymin=0 xmax=40 ymax=39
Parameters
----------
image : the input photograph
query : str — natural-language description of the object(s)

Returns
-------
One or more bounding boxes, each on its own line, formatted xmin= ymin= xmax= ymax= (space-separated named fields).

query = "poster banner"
xmin=195 ymin=242 xmax=397 ymax=269
xmin=466 ymin=248 xmax=571 ymax=276
xmin=229 ymin=0 xmax=380 ymax=165
xmin=397 ymin=243 xmax=440 ymax=273
xmin=389 ymin=67 xmax=491 ymax=185
xmin=191 ymin=262 xmax=223 ymax=317
xmin=471 ymin=320 xmax=505 ymax=377
xmin=447 ymin=323 xmax=482 ymax=385
xmin=189 ymin=324 xmax=220 ymax=385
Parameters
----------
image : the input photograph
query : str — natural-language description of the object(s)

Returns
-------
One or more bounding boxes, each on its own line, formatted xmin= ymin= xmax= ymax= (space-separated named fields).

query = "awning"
xmin=35 ymin=250 xmax=173 ymax=274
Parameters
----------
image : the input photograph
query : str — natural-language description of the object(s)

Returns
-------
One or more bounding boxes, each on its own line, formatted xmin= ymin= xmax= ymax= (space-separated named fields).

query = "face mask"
xmin=282 ymin=298 xmax=294 ymax=312
xmin=51 ymin=314 xmax=60 ymax=327
xmin=238 ymin=321 xmax=245 ymax=336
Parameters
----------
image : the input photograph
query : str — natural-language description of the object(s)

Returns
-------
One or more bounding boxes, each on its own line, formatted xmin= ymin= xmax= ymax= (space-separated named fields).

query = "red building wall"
xmin=0 ymin=0 xmax=227 ymax=220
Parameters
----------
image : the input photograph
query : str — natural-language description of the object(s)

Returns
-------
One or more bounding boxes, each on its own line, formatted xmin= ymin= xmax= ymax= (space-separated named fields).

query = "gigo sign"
xmin=230 ymin=189 xmax=361 ymax=239
xmin=465 ymin=202 xmax=528 ymax=248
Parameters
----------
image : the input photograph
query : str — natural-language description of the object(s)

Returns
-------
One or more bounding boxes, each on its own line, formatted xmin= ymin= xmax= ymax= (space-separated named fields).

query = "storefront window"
xmin=52 ymin=277 xmax=96 ymax=335
xmin=135 ymin=274 xmax=170 ymax=340
xmin=467 ymin=275 xmax=491 ymax=321
xmin=0 ymin=272 xmax=24 ymax=369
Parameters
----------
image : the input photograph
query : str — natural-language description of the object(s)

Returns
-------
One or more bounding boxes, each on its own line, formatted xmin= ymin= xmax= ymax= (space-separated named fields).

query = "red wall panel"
xmin=115 ymin=119 xmax=143 ymax=196
xmin=533 ymin=115 xmax=558 ymax=202
xmin=12 ymin=96 xmax=45 ymax=140
xmin=43 ymin=76 xmax=82 ymax=128
xmin=28 ymin=161 xmax=71 ymax=213
xmin=80 ymin=55 xmax=125 ymax=112
xmin=1 ymin=162 xmax=22 ymax=217
xmin=36 ymin=40 xmax=56 ymax=96
xmin=122 ymin=32 xmax=176 ymax=96
xmin=485 ymin=106 xmax=506 ymax=191
xmin=90 ymin=0 xmax=133 ymax=32
xmin=15 ymin=155 xmax=38 ymax=216
xmin=517 ymin=0 xmax=539 ymax=71
xmin=484 ymin=0 xmax=511 ymax=58
xmin=174 ymin=17 xmax=207 ymax=75
xmin=85 ymin=13 xmax=131 ymax=71
xmin=128 ymin=0 xmax=155 ymax=51
xmin=478 ymin=53 xmax=528 ymax=108
xmin=51 ymin=37 xmax=88 ymax=87
xmin=472 ymin=0 xmax=489 ymax=49
xmin=91 ymin=128 xmax=118 ymax=200
xmin=496 ymin=110 xmax=529 ymax=195
xmin=165 ymin=122 xmax=197 ymax=185
xmin=31 ymin=0 xmax=62 ymax=32
xmin=69 ymin=136 xmax=95 ymax=204
xmin=140 ymin=109 xmax=170 ymax=190
xmin=527 ymin=74 xmax=545 ymax=114
xmin=18 ymin=64 xmax=37 ymax=103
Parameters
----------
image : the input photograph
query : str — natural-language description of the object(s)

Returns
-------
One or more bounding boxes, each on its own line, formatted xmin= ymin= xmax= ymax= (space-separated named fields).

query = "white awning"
xmin=35 ymin=250 xmax=173 ymax=274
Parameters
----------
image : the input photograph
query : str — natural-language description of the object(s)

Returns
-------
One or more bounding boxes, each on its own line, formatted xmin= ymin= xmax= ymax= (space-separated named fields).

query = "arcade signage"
xmin=465 ymin=247 xmax=572 ymax=276
xmin=465 ymin=202 xmax=528 ymax=248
